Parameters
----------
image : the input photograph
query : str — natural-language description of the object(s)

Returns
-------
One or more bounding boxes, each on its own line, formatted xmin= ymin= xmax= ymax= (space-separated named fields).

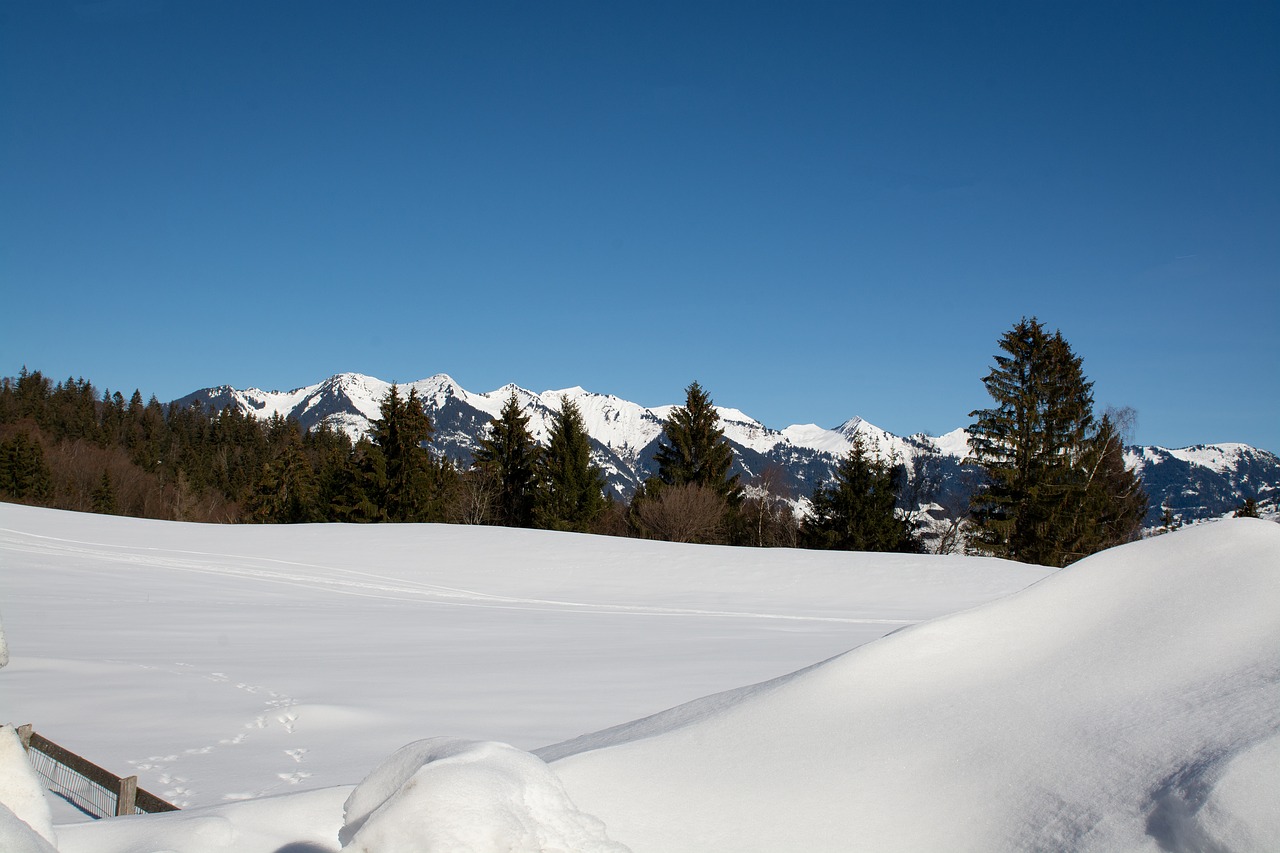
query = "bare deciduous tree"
xmin=634 ymin=483 xmax=728 ymax=544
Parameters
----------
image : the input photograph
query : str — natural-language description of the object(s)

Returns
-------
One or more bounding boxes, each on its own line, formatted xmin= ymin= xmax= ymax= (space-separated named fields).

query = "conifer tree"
xmin=535 ymin=396 xmax=607 ymax=532
xmin=91 ymin=470 xmax=118 ymax=514
xmin=1233 ymin=498 xmax=1260 ymax=519
xmin=473 ymin=391 xmax=540 ymax=527
xmin=652 ymin=381 xmax=742 ymax=503
xmin=1059 ymin=412 xmax=1147 ymax=560
xmin=368 ymin=385 xmax=439 ymax=522
xmin=802 ymin=433 xmax=916 ymax=552
xmin=968 ymin=317 xmax=1145 ymax=566
xmin=244 ymin=436 xmax=318 ymax=523
xmin=0 ymin=432 xmax=53 ymax=503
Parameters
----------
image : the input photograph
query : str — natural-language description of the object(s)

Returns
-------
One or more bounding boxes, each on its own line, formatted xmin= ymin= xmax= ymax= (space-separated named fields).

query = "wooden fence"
xmin=16 ymin=724 xmax=179 ymax=818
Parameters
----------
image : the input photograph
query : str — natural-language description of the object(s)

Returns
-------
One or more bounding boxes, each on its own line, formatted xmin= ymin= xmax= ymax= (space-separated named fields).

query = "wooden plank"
xmin=116 ymin=775 xmax=137 ymax=817
xmin=27 ymin=732 xmax=119 ymax=791
xmin=134 ymin=787 xmax=181 ymax=813
xmin=23 ymin=729 xmax=180 ymax=815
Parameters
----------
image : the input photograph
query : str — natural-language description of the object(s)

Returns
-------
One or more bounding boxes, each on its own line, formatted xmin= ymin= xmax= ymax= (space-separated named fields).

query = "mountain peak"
xmin=172 ymin=372 xmax=1279 ymax=526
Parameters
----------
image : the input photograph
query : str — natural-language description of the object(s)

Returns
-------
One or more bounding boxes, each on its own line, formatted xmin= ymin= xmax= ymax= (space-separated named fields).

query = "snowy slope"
xmin=2 ymin=511 xmax=1276 ymax=851
xmin=543 ymin=519 xmax=1280 ymax=852
xmin=0 ymin=503 xmax=1048 ymax=816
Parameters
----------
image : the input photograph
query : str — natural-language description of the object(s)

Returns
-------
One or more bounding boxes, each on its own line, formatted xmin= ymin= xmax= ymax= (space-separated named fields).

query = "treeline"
xmin=1 ymin=318 xmax=1150 ymax=565
xmin=0 ymin=367 xmax=915 ymax=549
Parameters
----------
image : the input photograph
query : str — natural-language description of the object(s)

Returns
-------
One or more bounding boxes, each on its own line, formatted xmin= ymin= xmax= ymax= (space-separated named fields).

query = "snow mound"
xmin=0 ymin=805 xmax=57 ymax=853
xmin=340 ymin=738 xmax=631 ymax=853
xmin=0 ymin=726 xmax=55 ymax=849
xmin=547 ymin=519 xmax=1280 ymax=852
xmin=53 ymin=786 xmax=351 ymax=853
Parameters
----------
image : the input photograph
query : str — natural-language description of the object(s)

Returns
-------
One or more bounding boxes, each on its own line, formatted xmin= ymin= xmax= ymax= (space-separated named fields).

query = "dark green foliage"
xmin=652 ymin=381 xmax=742 ymax=503
xmin=369 ymin=385 xmax=446 ymax=522
xmin=91 ymin=470 xmax=118 ymax=514
xmin=325 ymin=386 xmax=456 ymax=524
xmin=0 ymin=431 xmax=53 ymax=503
xmin=333 ymin=438 xmax=390 ymax=523
xmin=802 ymin=433 xmax=916 ymax=552
xmin=473 ymin=392 xmax=540 ymax=527
xmin=244 ymin=432 xmax=319 ymax=524
xmin=968 ymin=318 xmax=1147 ymax=566
xmin=1234 ymin=498 xmax=1260 ymax=518
xmin=535 ymin=396 xmax=607 ymax=532
xmin=1058 ymin=412 xmax=1148 ymax=561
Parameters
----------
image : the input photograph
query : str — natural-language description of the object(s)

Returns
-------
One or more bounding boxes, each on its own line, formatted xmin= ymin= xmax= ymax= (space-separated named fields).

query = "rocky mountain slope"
xmin=175 ymin=373 xmax=1279 ymax=527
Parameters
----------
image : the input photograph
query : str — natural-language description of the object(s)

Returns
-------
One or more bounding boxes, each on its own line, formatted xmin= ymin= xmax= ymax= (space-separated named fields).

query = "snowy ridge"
xmin=173 ymin=372 xmax=1280 ymax=523
xmin=542 ymin=520 xmax=1280 ymax=852
xmin=177 ymin=372 xmax=924 ymax=465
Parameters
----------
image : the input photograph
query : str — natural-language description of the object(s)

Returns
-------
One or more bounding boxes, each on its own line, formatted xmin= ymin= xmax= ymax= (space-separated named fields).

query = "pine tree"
xmin=651 ymin=381 xmax=742 ymax=503
xmin=968 ymin=317 xmax=1144 ymax=566
xmin=802 ymin=432 xmax=916 ymax=552
xmin=1058 ymin=412 xmax=1147 ymax=560
xmin=244 ymin=435 xmax=319 ymax=524
xmin=91 ymin=469 xmax=118 ymax=514
xmin=535 ymin=396 xmax=607 ymax=532
xmin=368 ymin=385 xmax=439 ymax=522
xmin=0 ymin=432 xmax=53 ymax=503
xmin=473 ymin=391 xmax=540 ymax=527
xmin=1234 ymin=498 xmax=1260 ymax=519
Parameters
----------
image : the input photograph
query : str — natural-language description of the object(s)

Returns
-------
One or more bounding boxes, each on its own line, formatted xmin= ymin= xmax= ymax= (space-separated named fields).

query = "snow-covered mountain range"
xmin=174 ymin=372 xmax=1279 ymax=526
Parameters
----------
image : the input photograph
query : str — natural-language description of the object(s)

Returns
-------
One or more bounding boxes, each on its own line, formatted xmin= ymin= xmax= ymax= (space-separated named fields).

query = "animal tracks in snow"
xmin=122 ymin=664 xmax=311 ymax=806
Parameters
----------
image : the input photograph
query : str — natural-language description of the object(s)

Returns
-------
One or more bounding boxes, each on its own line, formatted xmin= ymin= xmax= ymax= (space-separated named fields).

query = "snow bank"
xmin=0 ymin=726 xmax=55 ymax=848
xmin=547 ymin=519 xmax=1280 ymax=852
xmin=54 ymin=786 xmax=351 ymax=853
xmin=339 ymin=737 xmax=630 ymax=853
xmin=0 ymin=805 xmax=58 ymax=853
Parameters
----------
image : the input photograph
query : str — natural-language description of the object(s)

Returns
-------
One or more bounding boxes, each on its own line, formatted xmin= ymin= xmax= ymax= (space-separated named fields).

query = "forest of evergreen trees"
xmin=0 ymin=319 xmax=1148 ymax=565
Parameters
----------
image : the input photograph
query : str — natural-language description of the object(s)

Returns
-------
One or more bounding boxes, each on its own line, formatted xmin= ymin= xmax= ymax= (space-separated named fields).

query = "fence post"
xmin=116 ymin=775 xmax=138 ymax=816
xmin=17 ymin=724 xmax=32 ymax=750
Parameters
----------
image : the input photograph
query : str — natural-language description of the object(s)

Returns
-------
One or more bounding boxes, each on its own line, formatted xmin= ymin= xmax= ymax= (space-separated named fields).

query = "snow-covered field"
xmin=0 ymin=503 xmax=1276 ymax=851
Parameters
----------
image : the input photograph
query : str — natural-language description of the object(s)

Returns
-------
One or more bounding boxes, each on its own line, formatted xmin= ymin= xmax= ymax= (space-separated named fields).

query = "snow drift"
xmin=544 ymin=519 xmax=1280 ymax=852
xmin=338 ymin=738 xmax=630 ymax=852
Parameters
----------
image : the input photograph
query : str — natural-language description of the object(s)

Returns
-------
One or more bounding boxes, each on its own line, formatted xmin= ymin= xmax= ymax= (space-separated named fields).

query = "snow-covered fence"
xmin=15 ymin=724 xmax=178 ymax=818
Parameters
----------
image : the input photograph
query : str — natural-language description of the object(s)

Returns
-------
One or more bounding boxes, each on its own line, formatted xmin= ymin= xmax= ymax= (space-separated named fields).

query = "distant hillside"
xmin=176 ymin=373 xmax=1280 ymax=528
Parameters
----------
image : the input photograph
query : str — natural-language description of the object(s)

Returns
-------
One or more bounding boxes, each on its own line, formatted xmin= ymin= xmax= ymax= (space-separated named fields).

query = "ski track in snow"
xmin=0 ymin=527 xmax=913 ymax=626
xmin=118 ymin=660 xmax=309 ymax=806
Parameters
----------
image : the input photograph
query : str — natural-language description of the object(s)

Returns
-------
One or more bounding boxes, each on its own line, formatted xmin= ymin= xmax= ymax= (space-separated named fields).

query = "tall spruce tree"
xmin=968 ymin=317 xmax=1144 ymax=566
xmin=368 ymin=385 xmax=446 ymax=522
xmin=1061 ymin=411 xmax=1147 ymax=559
xmin=244 ymin=437 xmax=318 ymax=524
xmin=473 ymin=391 xmax=540 ymax=527
xmin=535 ymin=396 xmax=607 ymax=532
xmin=651 ymin=381 xmax=742 ymax=503
xmin=91 ymin=470 xmax=118 ymax=515
xmin=802 ymin=432 xmax=916 ymax=552
xmin=0 ymin=432 xmax=53 ymax=504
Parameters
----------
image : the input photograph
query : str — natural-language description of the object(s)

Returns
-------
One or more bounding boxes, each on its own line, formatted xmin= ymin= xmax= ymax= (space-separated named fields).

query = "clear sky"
xmin=2 ymin=1 xmax=1277 ymax=451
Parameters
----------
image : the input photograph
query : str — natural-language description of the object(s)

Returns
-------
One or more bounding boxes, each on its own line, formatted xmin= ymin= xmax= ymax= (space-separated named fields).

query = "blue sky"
xmin=2 ymin=1 xmax=1277 ymax=451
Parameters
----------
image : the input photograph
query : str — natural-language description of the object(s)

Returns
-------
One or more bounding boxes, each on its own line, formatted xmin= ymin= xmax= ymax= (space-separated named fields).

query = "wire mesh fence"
xmin=17 ymin=724 xmax=178 ymax=818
